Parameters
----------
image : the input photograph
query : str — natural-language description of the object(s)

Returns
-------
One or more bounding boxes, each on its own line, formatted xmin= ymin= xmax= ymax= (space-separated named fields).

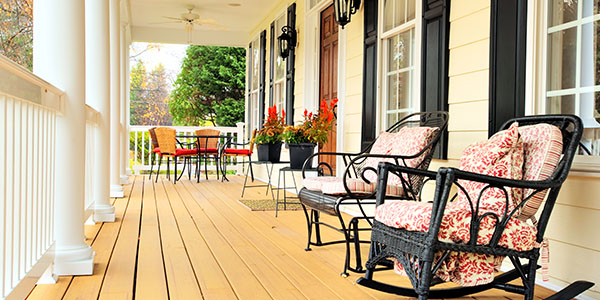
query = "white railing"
xmin=84 ymin=106 xmax=99 ymax=219
xmin=129 ymin=123 xmax=246 ymax=175
xmin=0 ymin=55 xmax=62 ymax=299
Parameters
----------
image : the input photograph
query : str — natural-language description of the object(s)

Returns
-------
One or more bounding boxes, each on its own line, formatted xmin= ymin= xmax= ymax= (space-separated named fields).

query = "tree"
xmin=129 ymin=60 xmax=173 ymax=125
xmin=169 ymin=45 xmax=245 ymax=126
xmin=0 ymin=0 xmax=33 ymax=70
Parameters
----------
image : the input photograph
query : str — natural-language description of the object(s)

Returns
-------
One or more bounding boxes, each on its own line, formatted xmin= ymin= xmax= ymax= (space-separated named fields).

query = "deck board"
xmin=27 ymin=175 xmax=557 ymax=300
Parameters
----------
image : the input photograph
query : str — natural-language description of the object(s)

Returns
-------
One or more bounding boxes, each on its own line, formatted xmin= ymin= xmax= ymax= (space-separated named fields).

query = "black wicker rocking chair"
xmin=298 ymin=111 xmax=448 ymax=276
xmin=357 ymin=115 xmax=594 ymax=300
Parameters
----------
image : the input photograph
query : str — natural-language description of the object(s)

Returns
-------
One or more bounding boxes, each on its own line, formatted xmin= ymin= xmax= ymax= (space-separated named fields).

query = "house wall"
xmin=245 ymin=1 xmax=600 ymax=298
xmin=446 ymin=1 xmax=600 ymax=298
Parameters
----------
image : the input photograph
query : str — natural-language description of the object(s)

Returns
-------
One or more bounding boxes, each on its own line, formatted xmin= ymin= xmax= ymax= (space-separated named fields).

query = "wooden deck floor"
xmin=26 ymin=175 xmax=556 ymax=300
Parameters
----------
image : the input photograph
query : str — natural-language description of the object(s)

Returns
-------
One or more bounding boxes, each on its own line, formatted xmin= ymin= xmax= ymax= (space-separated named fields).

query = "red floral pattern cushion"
xmin=455 ymin=122 xmax=524 ymax=213
xmin=363 ymin=127 xmax=439 ymax=186
xmin=517 ymin=124 xmax=563 ymax=221
xmin=302 ymin=176 xmax=340 ymax=191
xmin=375 ymin=201 xmax=537 ymax=286
xmin=320 ymin=178 xmax=404 ymax=196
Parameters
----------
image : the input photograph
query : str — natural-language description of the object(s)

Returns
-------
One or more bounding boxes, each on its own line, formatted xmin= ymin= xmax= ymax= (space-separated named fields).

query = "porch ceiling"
xmin=127 ymin=0 xmax=278 ymax=47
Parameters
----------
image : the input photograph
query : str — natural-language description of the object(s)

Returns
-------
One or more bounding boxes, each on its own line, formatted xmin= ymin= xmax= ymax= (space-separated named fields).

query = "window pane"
xmin=549 ymin=0 xmax=578 ymax=27
xmin=395 ymin=0 xmax=407 ymax=28
xmin=388 ymin=30 xmax=412 ymax=71
xmin=582 ymin=0 xmax=599 ymax=18
xmin=275 ymin=15 xmax=287 ymax=80
xmin=387 ymin=74 xmax=398 ymax=111
xmin=580 ymin=22 xmax=600 ymax=86
xmin=387 ymin=72 xmax=411 ymax=112
xmin=387 ymin=113 xmax=398 ymax=128
xmin=384 ymin=0 xmax=394 ymax=32
xmin=407 ymin=0 xmax=416 ymax=21
xmin=581 ymin=128 xmax=600 ymax=155
xmin=546 ymin=95 xmax=576 ymax=114
xmin=251 ymin=39 xmax=260 ymax=91
xmin=547 ymin=27 xmax=577 ymax=90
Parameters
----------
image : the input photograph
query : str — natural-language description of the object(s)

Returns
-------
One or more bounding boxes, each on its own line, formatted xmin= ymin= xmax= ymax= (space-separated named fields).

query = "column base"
xmin=120 ymin=175 xmax=130 ymax=185
xmin=110 ymin=184 xmax=124 ymax=198
xmin=126 ymin=168 xmax=132 ymax=176
xmin=54 ymin=245 xmax=95 ymax=276
xmin=94 ymin=203 xmax=116 ymax=222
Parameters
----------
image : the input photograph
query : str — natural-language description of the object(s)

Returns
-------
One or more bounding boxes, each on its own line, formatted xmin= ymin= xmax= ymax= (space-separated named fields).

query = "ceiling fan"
xmin=152 ymin=6 xmax=226 ymax=43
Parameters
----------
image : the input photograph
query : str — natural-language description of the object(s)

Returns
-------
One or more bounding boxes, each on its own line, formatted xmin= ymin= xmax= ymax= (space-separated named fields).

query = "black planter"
xmin=288 ymin=143 xmax=316 ymax=169
xmin=257 ymin=142 xmax=282 ymax=163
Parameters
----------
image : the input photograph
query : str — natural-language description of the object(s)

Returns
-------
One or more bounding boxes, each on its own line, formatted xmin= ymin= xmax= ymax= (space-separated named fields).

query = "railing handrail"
xmin=85 ymin=104 xmax=100 ymax=125
xmin=0 ymin=54 xmax=65 ymax=97
xmin=130 ymin=125 xmax=241 ymax=132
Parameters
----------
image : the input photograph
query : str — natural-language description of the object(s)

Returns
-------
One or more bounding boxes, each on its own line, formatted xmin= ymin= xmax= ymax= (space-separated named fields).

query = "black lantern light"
xmin=333 ymin=0 xmax=361 ymax=28
xmin=278 ymin=25 xmax=297 ymax=59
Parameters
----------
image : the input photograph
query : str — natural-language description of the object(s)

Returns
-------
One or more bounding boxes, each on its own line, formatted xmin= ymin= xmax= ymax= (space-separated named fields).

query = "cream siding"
xmin=448 ymin=1 xmax=600 ymax=298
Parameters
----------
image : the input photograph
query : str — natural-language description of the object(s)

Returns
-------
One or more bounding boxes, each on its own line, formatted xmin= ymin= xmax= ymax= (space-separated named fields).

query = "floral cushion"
xmin=375 ymin=201 xmax=537 ymax=286
xmin=320 ymin=178 xmax=405 ymax=197
xmin=517 ymin=124 xmax=563 ymax=221
xmin=302 ymin=176 xmax=340 ymax=191
xmin=455 ymin=122 xmax=524 ymax=213
xmin=363 ymin=127 xmax=439 ymax=186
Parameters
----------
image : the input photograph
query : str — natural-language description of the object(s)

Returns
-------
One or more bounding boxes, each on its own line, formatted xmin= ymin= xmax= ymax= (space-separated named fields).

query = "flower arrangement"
xmin=254 ymin=105 xmax=285 ymax=144
xmin=282 ymin=98 xmax=338 ymax=145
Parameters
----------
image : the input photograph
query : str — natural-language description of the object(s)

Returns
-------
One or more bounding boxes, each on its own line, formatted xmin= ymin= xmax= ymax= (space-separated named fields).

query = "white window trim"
xmin=248 ymin=35 xmax=261 ymax=134
xmin=376 ymin=0 xmax=422 ymax=133
xmin=526 ymin=0 xmax=600 ymax=173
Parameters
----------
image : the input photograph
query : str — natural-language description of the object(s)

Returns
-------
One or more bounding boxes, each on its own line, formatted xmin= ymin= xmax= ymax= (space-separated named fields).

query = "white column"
xmin=33 ymin=0 xmax=94 ymax=275
xmin=110 ymin=0 xmax=124 ymax=197
xmin=119 ymin=25 xmax=130 ymax=184
xmin=87 ymin=0 xmax=116 ymax=222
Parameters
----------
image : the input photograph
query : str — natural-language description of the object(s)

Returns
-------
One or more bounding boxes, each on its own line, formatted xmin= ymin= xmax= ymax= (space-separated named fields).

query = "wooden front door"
xmin=319 ymin=4 xmax=338 ymax=174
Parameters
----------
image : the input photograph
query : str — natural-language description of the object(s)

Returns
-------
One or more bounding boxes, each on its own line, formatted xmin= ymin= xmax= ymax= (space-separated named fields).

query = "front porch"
xmin=27 ymin=176 xmax=555 ymax=300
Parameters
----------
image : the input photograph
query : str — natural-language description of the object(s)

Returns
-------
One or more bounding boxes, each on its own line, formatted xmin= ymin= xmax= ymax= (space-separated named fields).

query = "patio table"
xmin=176 ymin=134 xmax=233 ymax=182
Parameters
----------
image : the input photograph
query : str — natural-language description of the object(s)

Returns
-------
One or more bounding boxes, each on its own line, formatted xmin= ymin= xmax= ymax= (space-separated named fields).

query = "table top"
xmin=176 ymin=134 xmax=232 ymax=139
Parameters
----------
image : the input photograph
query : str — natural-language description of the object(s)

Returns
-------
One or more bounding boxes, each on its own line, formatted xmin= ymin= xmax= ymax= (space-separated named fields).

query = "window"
xmin=249 ymin=37 xmax=261 ymax=133
xmin=380 ymin=0 xmax=420 ymax=129
xmin=273 ymin=14 xmax=287 ymax=114
xmin=542 ymin=0 xmax=600 ymax=155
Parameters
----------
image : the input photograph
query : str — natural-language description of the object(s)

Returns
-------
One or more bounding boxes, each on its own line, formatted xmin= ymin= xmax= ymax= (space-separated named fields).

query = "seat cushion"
xmin=153 ymin=147 xmax=161 ymax=153
xmin=363 ymin=126 xmax=439 ymax=187
xmin=517 ymin=124 xmax=563 ymax=221
xmin=302 ymin=176 xmax=340 ymax=191
xmin=375 ymin=200 xmax=537 ymax=286
xmin=175 ymin=148 xmax=198 ymax=156
xmin=320 ymin=177 xmax=405 ymax=197
xmin=198 ymin=147 xmax=219 ymax=153
xmin=455 ymin=122 xmax=524 ymax=213
xmin=224 ymin=148 xmax=251 ymax=155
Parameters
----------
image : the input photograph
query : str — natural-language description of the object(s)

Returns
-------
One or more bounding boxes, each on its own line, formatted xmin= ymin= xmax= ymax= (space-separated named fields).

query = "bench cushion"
xmin=320 ymin=177 xmax=405 ymax=197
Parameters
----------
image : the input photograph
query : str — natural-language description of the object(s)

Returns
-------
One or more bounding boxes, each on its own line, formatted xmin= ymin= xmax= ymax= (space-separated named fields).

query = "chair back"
xmin=149 ymin=127 xmax=159 ymax=148
xmin=155 ymin=127 xmax=176 ymax=155
xmin=194 ymin=129 xmax=220 ymax=149
xmin=248 ymin=129 xmax=257 ymax=154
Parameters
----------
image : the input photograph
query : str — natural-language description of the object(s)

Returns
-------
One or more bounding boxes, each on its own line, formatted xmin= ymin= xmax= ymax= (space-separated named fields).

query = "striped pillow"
xmin=517 ymin=124 xmax=563 ymax=221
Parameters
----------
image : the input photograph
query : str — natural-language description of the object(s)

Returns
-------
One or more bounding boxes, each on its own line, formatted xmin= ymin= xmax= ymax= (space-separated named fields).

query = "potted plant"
xmin=255 ymin=105 xmax=285 ymax=163
xmin=282 ymin=98 xmax=338 ymax=169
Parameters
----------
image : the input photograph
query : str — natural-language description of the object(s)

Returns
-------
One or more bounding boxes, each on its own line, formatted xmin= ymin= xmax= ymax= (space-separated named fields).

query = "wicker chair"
xmin=221 ymin=129 xmax=257 ymax=183
xmin=148 ymin=127 xmax=162 ymax=180
xmin=154 ymin=127 xmax=198 ymax=183
xmin=298 ymin=111 xmax=448 ymax=276
xmin=194 ymin=129 xmax=221 ymax=181
xmin=357 ymin=115 xmax=594 ymax=300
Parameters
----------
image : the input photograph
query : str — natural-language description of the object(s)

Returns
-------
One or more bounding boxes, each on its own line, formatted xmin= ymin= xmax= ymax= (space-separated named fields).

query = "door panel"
xmin=319 ymin=4 xmax=338 ymax=174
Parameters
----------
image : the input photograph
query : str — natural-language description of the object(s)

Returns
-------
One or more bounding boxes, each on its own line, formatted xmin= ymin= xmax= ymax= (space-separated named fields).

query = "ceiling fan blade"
xmin=196 ymin=22 xmax=228 ymax=30
xmin=162 ymin=16 xmax=183 ymax=21
xmin=149 ymin=21 xmax=182 ymax=24
xmin=196 ymin=18 xmax=217 ymax=24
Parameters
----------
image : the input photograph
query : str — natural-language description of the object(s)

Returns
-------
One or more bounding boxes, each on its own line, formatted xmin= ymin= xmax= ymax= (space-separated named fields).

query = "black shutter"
xmin=361 ymin=0 xmax=378 ymax=151
xmin=489 ymin=0 xmax=527 ymax=135
xmin=247 ymin=42 xmax=253 ymax=137
xmin=285 ymin=3 xmax=296 ymax=125
xmin=259 ymin=30 xmax=267 ymax=127
xmin=269 ymin=22 xmax=275 ymax=107
xmin=421 ymin=0 xmax=450 ymax=159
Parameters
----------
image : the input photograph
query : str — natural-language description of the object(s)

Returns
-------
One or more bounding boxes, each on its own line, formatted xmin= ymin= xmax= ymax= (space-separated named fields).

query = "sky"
xmin=129 ymin=42 xmax=188 ymax=90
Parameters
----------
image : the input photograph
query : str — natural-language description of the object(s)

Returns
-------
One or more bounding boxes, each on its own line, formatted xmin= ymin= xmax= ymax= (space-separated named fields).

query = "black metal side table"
xmin=241 ymin=160 xmax=290 ymax=200
xmin=275 ymin=166 xmax=319 ymax=217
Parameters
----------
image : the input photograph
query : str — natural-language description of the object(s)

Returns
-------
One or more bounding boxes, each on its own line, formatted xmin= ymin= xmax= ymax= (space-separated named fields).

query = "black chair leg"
xmin=351 ymin=218 xmax=363 ymax=273
xmin=248 ymin=158 xmax=254 ymax=182
xmin=149 ymin=153 xmax=154 ymax=179
xmin=313 ymin=210 xmax=323 ymax=245
xmin=174 ymin=156 xmax=178 ymax=184
xmin=302 ymin=205 xmax=313 ymax=251
xmin=155 ymin=156 xmax=162 ymax=183
xmin=166 ymin=157 xmax=170 ymax=180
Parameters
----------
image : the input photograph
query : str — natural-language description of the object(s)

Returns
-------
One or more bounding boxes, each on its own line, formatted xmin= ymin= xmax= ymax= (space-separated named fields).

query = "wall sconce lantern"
xmin=333 ymin=0 xmax=361 ymax=28
xmin=278 ymin=25 xmax=297 ymax=59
